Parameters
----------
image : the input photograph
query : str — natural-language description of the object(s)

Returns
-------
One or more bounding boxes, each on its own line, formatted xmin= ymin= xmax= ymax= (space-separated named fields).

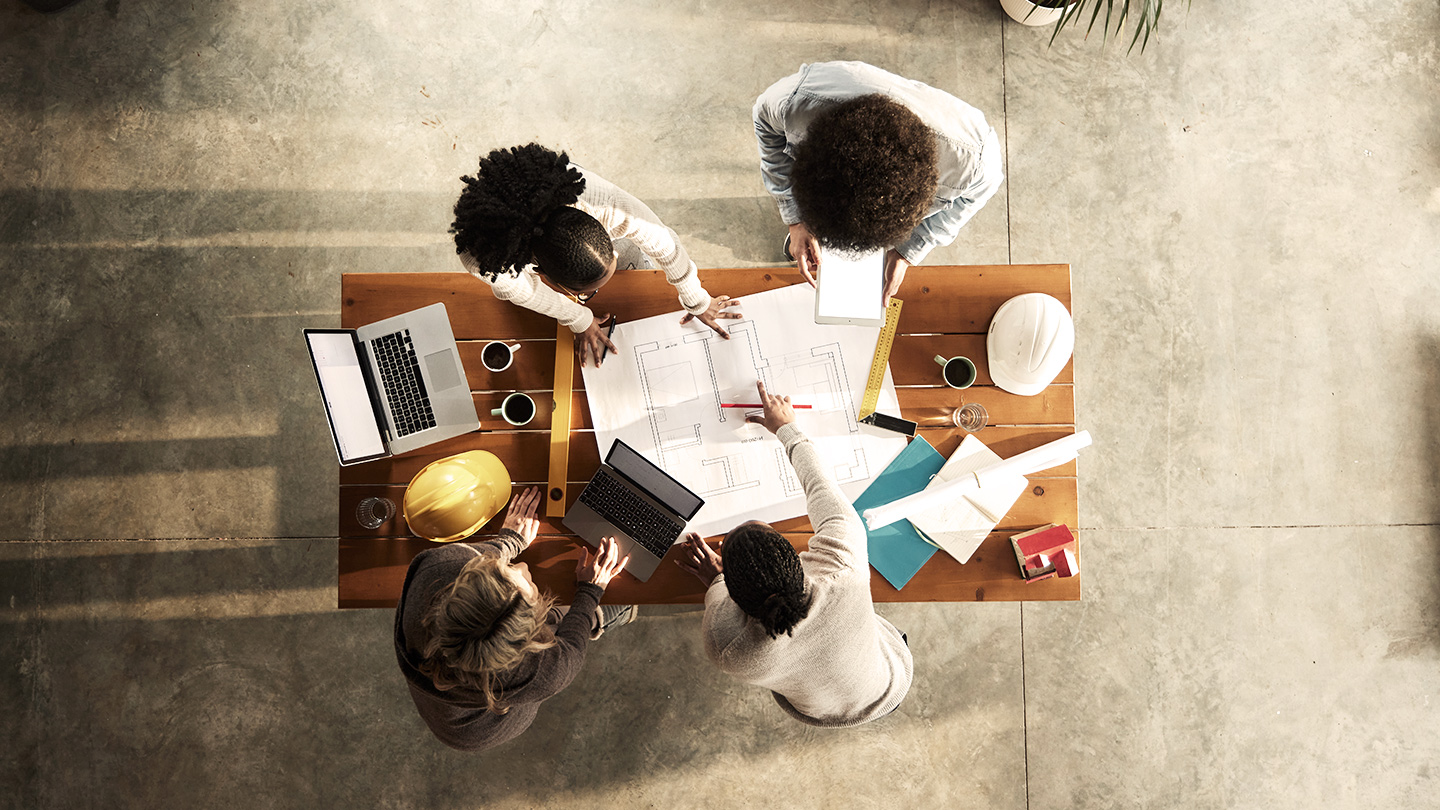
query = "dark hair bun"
xmin=722 ymin=523 xmax=812 ymax=639
xmin=760 ymin=592 xmax=806 ymax=638
xmin=450 ymin=143 xmax=586 ymax=279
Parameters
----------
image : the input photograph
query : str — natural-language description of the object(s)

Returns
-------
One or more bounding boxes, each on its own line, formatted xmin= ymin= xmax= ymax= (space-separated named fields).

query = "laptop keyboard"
xmin=371 ymin=330 xmax=437 ymax=437
xmin=579 ymin=470 xmax=683 ymax=559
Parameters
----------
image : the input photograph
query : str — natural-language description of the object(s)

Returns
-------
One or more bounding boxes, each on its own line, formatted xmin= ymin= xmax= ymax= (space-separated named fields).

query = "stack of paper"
xmin=906 ymin=434 xmax=1028 ymax=564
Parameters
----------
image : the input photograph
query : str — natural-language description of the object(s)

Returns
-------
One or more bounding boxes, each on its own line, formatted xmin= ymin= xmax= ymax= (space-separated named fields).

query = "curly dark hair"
xmin=722 ymin=521 xmax=811 ymax=639
xmin=790 ymin=94 xmax=939 ymax=254
xmin=450 ymin=143 xmax=614 ymax=290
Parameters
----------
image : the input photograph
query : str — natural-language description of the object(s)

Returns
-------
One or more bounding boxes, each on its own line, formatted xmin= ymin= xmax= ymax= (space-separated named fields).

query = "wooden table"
xmin=338 ymin=266 xmax=1079 ymax=608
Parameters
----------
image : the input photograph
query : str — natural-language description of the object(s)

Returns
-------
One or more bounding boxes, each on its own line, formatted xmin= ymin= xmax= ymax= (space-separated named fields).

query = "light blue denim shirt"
xmin=753 ymin=61 xmax=1004 ymax=264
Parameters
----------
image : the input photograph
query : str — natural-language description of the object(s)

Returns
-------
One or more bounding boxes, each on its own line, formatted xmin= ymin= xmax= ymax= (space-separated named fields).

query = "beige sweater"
xmin=459 ymin=166 xmax=711 ymax=333
xmin=702 ymin=424 xmax=914 ymax=726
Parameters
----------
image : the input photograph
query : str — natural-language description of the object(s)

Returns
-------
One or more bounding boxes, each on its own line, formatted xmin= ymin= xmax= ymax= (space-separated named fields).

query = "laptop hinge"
xmin=355 ymin=337 xmax=395 ymax=443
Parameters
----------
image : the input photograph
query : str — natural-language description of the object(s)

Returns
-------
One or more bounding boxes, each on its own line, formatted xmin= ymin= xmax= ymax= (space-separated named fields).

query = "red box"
xmin=1010 ymin=524 xmax=1078 ymax=582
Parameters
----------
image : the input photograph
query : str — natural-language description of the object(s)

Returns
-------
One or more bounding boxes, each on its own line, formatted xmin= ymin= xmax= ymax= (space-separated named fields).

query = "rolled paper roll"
xmin=862 ymin=431 xmax=1092 ymax=530
xmin=862 ymin=472 xmax=982 ymax=531
xmin=972 ymin=430 xmax=1092 ymax=483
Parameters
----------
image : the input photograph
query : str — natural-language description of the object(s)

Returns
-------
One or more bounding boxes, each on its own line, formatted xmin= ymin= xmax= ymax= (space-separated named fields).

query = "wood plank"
xmin=458 ymin=340 xmax=572 ymax=392
xmin=889 ymin=264 xmax=1070 ymax=333
xmin=467 ymin=383 xmax=1069 ymax=432
xmin=340 ymin=265 xmax=1070 ymax=340
xmin=342 ymin=272 xmax=555 ymax=338
xmin=339 ymin=476 xmax=1076 ymax=539
xmin=891 ymin=335 xmax=1074 ymax=386
xmin=339 ymin=526 xmax=1079 ymax=609
xmin=470 ymin=391 xmax=594 ymax=431
xmin=897 ymin=385 xmax=1074 ymax=427
xmin=337 ymin=426 xmax=1079 ymax=487
xmin=342 ymin=269 xmax=804 ymax=338
xmin=339 ymin=431 xmax=602 ymax=485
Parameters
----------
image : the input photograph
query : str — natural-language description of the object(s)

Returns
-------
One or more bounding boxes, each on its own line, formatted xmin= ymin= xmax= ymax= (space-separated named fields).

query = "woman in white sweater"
xmin=450 ymin=143 xmax=740 ymax=366
xmin=676 ymin=382 xmax=913 ymax=726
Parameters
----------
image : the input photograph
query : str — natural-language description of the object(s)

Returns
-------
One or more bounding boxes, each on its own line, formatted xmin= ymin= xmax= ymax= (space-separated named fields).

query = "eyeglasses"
xmin=566 ymin=250 xmax=618 ymax=305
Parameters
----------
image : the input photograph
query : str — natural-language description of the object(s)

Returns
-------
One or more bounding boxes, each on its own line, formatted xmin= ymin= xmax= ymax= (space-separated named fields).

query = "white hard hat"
xmin=987 ymin=293 xmax=1074 ymax=397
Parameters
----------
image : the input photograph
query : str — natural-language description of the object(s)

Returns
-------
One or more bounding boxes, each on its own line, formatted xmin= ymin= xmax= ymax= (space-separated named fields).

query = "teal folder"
xmin=854 ymin=436 xmax=945 ymax=590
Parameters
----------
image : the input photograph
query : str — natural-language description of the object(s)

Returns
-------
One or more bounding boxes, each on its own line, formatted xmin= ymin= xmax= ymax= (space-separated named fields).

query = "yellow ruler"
xmin=856 ymin=298 xmax=903 ymax=421
xmin=546 ymin=322 xmax=575 ymax=518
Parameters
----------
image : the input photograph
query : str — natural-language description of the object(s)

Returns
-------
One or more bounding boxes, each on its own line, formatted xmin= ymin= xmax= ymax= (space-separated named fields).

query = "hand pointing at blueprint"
xmin=580 ymin=284 xmax=906 ymax=537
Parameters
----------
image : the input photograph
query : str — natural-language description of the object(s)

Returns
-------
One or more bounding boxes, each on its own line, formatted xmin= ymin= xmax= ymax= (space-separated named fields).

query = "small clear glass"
xmin=951 ymin=403 xmax=988 ymax=432
xmin=356 ymin=496 xmax=396 ymax=530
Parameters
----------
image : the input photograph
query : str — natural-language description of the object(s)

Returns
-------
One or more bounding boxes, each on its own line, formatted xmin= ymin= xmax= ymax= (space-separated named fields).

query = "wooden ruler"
xmin=856 ymin=298 xmax=903 ymax=421
xmin=546 ymin=322 xmax=575 ymax=517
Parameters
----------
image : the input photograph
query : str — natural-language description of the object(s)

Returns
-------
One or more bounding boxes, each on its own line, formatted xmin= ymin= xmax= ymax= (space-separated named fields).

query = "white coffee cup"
xmin=481 ymin=341 xmax=522 ymax=372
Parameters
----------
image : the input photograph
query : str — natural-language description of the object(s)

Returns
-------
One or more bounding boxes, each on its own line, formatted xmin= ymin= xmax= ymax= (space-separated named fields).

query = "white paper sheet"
xmin=581 ymin=283 xmax=907 ymax=537
xmin=906 ymin=434 xmax=1028 ymax=564
xmin=862 ymin=430 xmax=1092 ymax=530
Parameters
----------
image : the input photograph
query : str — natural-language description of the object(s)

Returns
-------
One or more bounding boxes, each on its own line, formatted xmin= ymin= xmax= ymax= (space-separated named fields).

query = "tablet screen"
xmin=814 ymin=249 xmax=884 ymax=323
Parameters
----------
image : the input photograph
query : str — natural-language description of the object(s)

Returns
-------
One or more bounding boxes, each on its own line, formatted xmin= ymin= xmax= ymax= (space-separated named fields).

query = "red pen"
xmin=721 ymin=403 xmax=813 ymax=409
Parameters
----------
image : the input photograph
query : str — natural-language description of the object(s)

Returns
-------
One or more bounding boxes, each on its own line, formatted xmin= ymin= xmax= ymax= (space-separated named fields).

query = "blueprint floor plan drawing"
xmin=582 ymin=283 xmax=907 ymax=538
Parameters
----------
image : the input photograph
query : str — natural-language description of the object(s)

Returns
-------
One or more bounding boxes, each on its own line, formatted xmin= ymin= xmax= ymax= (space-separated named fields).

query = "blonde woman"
xmin=394 ymin=487 xmax=633 ymax=751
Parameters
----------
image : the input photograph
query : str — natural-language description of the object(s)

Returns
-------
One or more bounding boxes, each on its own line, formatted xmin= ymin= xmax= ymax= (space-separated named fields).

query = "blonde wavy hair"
xmin=419 ymin=554 xmax=558 ymax=714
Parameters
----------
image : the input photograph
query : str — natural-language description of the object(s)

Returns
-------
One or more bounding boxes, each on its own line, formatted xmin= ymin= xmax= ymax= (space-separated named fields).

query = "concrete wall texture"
xmin=2 ymin=1 xmax=1438 ymax=808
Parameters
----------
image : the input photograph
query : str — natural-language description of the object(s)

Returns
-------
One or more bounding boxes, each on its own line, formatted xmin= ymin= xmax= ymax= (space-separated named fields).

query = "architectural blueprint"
xmin=581 ymin=283 xmax=907 ymax=538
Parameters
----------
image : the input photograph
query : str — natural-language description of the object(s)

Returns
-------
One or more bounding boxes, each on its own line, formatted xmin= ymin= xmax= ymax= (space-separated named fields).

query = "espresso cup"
xmin=481 ymin=341 xmax=522 ymax=372
xmin=491 ymin=392 xmax=537 ymax=426
xmin=935 ymin=355 xmax=977 ymax=389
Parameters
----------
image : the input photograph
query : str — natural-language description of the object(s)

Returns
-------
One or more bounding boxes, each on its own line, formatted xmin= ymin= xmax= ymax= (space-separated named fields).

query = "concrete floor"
xmin=3 ymin=0 xmax=1438 ymax=807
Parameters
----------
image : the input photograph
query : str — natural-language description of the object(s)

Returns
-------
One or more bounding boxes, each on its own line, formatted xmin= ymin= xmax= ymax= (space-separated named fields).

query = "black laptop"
xmin=563 ymin=439 xmax=705 ymax=582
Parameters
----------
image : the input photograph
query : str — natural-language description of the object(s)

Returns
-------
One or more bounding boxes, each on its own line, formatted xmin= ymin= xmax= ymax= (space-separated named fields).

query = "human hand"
xmin=788 ymin=222 xmax=821 ymax=287
xmin=576 ymin=536 xmax=630 ymax=589
xmin=882 ymin=249 xmax=910 ymax=307
xmin=500 ymin=486 xmax=542 ymax=548
xmin=577 ymin=314 xmax=618 ymax=368
xmin=674 ymin=532 xmax=723 ymax=586
xmin=679 ymin=295 xmax=743 ymax=339
xmin=745 ymin=380 xmax=796 ymax=434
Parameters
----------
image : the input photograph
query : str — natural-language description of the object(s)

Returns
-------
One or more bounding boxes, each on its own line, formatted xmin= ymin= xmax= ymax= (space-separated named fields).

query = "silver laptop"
xmin=304 ymin=303 xmax=480 ymax=466
xmin=564 ymin=439 xmax=705 ymax=582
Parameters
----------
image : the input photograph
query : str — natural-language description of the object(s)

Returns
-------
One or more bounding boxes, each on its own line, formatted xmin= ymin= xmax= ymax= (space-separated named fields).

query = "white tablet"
xmin=813 ymin=248 xmax=885 ymax=326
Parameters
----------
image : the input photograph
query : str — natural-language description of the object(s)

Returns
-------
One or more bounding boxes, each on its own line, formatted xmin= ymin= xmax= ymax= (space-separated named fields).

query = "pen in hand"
xmin=599 ymin=316 xmax=618 ymax=361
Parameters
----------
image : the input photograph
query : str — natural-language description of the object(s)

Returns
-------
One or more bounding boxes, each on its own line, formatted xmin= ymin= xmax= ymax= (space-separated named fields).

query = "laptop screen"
xmin=306 ymin=330 xmax=387 ymax=464
xmin=606 ymin=440 xmax=704 ymax=520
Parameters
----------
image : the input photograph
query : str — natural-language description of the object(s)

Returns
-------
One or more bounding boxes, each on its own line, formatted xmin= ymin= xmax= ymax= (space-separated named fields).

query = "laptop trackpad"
xmin=424 ymin=349 xmax=463 ymax=390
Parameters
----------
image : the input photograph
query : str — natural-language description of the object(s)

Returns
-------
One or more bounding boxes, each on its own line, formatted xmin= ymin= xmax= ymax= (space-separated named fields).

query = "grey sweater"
xmin=394 ymin=531 xmax=603 ymax=751
xmin=701 ymin=424 xmax=914 ymax=726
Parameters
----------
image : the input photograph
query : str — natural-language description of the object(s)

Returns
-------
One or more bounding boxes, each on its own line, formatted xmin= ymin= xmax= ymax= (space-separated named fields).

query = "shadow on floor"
xmin=4 ymin=600 xmax=942 ymax=809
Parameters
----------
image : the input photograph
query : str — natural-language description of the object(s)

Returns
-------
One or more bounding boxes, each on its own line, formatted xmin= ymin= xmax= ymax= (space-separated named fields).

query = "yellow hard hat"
xmin=402 ymin=451 xmax=513 ymax=543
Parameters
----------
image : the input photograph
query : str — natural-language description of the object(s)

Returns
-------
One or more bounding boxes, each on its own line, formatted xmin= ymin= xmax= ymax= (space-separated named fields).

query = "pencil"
xmin=720 ymin=403 xmax=813 ymax=409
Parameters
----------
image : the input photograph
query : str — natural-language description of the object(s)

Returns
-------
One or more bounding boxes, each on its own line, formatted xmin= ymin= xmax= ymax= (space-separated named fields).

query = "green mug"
xmin=935 ymin=355 xmax=977 ymax=389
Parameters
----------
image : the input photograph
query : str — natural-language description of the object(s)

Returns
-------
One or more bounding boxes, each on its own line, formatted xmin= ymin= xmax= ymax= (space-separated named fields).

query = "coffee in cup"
xmin=491 ymin=392 xmax=537 ymax=426
xmin=482 ymin=341 xmax=522 ymax=372
xmin=935 ymin=355 xmax=977 ymax=389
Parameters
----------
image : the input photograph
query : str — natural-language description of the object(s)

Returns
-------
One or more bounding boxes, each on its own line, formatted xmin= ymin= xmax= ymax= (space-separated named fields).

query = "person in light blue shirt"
xmin=753 ymin=61 xmax=1004 ymax=304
